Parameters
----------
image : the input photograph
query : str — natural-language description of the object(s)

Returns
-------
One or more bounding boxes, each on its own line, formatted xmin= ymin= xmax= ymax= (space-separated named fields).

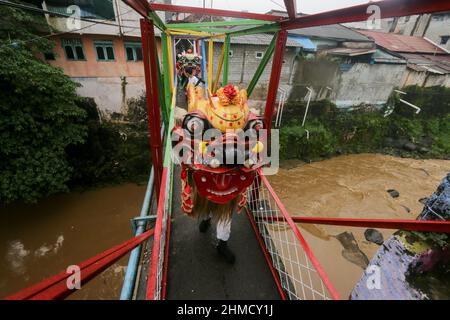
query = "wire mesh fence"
xmin=246 ymin=172 xmax=339 ymax=300
xmin=147 ymin=163 xmax=173 ymax=300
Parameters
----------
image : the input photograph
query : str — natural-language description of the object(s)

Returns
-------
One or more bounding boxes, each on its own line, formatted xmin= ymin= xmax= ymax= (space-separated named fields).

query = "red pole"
xmin=149 ymin=3 xmax=282 ymax=21
xmin=5 ymin=229 xmax=155 ymax=300
xmin=281 ymin=0 xmax=450 ymax=30
xmin=245 ymin=207 xmax=287 ymax=300
xmin=283 ymin=0 xmax=297 ymax=20
xmin=141 ymin=19 xmax=163 ymax=196
xmin=146 ymin=167 xmax=169 ymax=299
xmin=264 ymin=30 xmax=287 ymax=129
xmin=258 ymin=170 xmax=341 ymax=300
xmin=260 ymin=216 xmax=450 ymax=233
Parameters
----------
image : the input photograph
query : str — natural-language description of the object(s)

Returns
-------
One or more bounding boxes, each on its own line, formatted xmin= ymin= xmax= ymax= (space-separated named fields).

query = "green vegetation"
xmin=279 ymin=86 xmax=450 ymax=161
xmin=0 ymin=2 xmax=87 ymax=202
xmin=0 ymin=2 xmax=151 ymax=203
xmin=67 ymin=97 xmax=151 ymax=189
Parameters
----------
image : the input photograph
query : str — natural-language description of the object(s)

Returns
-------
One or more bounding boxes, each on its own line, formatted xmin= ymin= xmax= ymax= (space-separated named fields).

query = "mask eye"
xmin=245 ymin=119 xmax=264 ymax=137
xmin=183 ymin=114 xmax=208 ymax=138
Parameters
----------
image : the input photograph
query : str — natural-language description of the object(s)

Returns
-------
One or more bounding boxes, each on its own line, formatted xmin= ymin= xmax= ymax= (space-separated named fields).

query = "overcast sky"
xmin=172 ymin=0 xmax=372 ymax=15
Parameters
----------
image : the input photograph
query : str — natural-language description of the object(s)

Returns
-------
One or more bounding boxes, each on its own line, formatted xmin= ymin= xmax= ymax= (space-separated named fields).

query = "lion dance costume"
xmin=172 ymin=83 xmax=266 ymax=263
xmin=176 ymin=49 xmax=202 ymax=88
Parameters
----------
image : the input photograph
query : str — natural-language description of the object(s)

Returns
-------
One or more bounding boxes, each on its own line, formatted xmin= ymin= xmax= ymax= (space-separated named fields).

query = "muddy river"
xmin=0 ymin=184 xmax=146 ymax=299
xmin=269 ymin=154 xmax=450 ymax=298
xmin=0 ymin=154 xmax=449 ymax=299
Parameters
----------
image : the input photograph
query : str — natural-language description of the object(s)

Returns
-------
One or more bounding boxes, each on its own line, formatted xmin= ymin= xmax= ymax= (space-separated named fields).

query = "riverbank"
xmin=279 ymin=85 xmax=450 ymax=163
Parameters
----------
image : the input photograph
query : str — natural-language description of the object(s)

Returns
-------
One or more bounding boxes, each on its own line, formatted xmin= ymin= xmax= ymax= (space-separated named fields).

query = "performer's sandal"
xmin=217 ymin=240 xmax=236 ymax=264
xmin=199 ymin=218 xmax=211 ymax=233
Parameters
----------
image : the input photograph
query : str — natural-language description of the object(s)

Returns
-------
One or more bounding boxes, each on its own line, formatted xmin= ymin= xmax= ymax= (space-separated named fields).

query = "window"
xmin=440 ymin=36 xmax=450 ymax=45
xmin=46 ymin=1 xmax=115 ymax=20
xmin=94 ymin=41 xmax=115 ymax=61
xmin=124 ymin=42 xmax=143 ymax=62
xmin=44 ymin=51 xmax=55 ymax=60
xmin=228 ymin=50 xmax=233 ymax=57
xmin=255 ymin=51 xmax=263 ymax=59
xmin=62 ymin=38 xmax=85 ymax=60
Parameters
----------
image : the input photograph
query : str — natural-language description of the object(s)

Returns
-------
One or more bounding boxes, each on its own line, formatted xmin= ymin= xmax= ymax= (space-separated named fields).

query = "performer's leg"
xmin=199 ymin=213 xmax=212 ymax=233
xmin=216 ymin=218 xmax=232 ymax=241
xmin=216 ymin=218 xmax=235 ymax=264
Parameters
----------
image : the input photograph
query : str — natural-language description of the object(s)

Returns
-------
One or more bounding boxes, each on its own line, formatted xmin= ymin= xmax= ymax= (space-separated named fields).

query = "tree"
xmin=0 ymin=1 xmax=87 ymax=202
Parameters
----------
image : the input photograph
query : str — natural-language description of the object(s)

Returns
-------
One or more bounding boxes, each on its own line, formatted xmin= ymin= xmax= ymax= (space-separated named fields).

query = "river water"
xmin=268 ymin=154 xmax=450 ymax=298
xmin=0 ymin=183 xmax=146 ymax=299
xmin=0 ymin=154 xmax=449 ymax=299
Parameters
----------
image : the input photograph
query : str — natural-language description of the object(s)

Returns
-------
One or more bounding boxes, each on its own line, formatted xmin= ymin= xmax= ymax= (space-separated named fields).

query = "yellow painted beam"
xmin=167 ymin=28 xmax=211 ymax=37
xmin=213 ymin=43 xmax=225 ymax=93
xmin=167 ymin=34 xmax=174 ymax=94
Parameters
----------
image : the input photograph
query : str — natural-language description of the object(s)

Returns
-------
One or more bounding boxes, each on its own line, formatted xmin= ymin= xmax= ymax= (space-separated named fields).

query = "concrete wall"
xmin=46 ymin=34 xmax=164 ymax=115
xmin=423 ymin=13 xmax=450 ymax=51
xmin=49 ymin=34 xmax=145 ymax=78
xmin=73 ymin=76 xmax=145 ymax=115
xmin=334 ymin=63 xmax=406 ymax=107
xmin=402 ymin=69 xmax=450 ymax=87
xmin=287 ymin=57 xmax=407 ymax=108
xmin=209 ymin=42 xmax=298 ymax=99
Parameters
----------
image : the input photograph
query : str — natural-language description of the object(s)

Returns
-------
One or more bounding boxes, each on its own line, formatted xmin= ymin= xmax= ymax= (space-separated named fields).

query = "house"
xmin=347 ymin=11 xmax=450 ymax=52
xmin=357 ymin=30 xmax=450 ymax=87
xmin=209 ymin=34 xmax=303 ymax=99
xmin=40 ymin=0 xmax=164 ymax=116
xmin=263 ymin=10 xmax=408 ymax=107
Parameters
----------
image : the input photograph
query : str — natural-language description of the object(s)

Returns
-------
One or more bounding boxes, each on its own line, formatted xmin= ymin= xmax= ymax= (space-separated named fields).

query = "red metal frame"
xmin=245 ymin=207 xmax=287 ymax=300
xmin=258 ymin=170 xmax=341 ymax=300
xmin=161 ymin=204 xmax=172 ymax=300
xmin=149 ymin=3 xmax=282 ymax=21
xmin=5 ymin=229 xmax=154 ymax=300
xmin=141 ymin=19 xmax=163 ymax=197
xmin=264 ymin=30 xmax=288 ymax=129
xmin=263 ymin=216 xmax=450 ymax=233
xmin=283 ymin=0 xmax=297 ymax=20
xmin=146 ymin=167 xmax=169 ymax=300
xmin=123 ymin=0 xmax=150 ymax=18
xmin=281 ymin=0 xmax=450 ymax=30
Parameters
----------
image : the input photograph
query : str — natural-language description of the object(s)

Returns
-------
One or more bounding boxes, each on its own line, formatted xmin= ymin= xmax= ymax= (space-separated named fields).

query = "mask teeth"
xmin=206 ymin=187 xmax=238 ymax=196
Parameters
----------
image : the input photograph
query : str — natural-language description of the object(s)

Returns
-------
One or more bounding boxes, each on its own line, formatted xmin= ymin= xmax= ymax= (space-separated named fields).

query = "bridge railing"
xmin=145 ymin=85 xmax=176 ymax=300
xmin=246 ymin=170 xmax=340 ymax=300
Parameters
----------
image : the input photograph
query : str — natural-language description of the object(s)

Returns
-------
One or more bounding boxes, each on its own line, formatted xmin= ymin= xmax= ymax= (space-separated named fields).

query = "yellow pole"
xmin=167 ymin=28 xmax=211 ymax=37
xmin=167 ymin=34 xmax=174 ymax=94
xmin=213 ymin=43 xmax=225 ymax=93
xmin=208 ymin=38 xmax=213 ymax=93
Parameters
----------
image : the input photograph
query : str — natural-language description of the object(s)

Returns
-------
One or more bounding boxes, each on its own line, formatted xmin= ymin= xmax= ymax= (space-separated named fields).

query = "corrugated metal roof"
xmin=400 ymin=53 xmax=450 ymax=74
xmin=214 ymin=34 xmax=302 ymax=47
xmin=356 ymin=30 xmax=446 ymax=54
xmin=288 ymin=24 xmax=372 ymax=42
xmin=325 ymin=47 xmax=376 ymax=56
xmin=289 ymin=35 xmax=316 ymax=51
xmin=372 ymin=49 xmax=406 ymax=64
